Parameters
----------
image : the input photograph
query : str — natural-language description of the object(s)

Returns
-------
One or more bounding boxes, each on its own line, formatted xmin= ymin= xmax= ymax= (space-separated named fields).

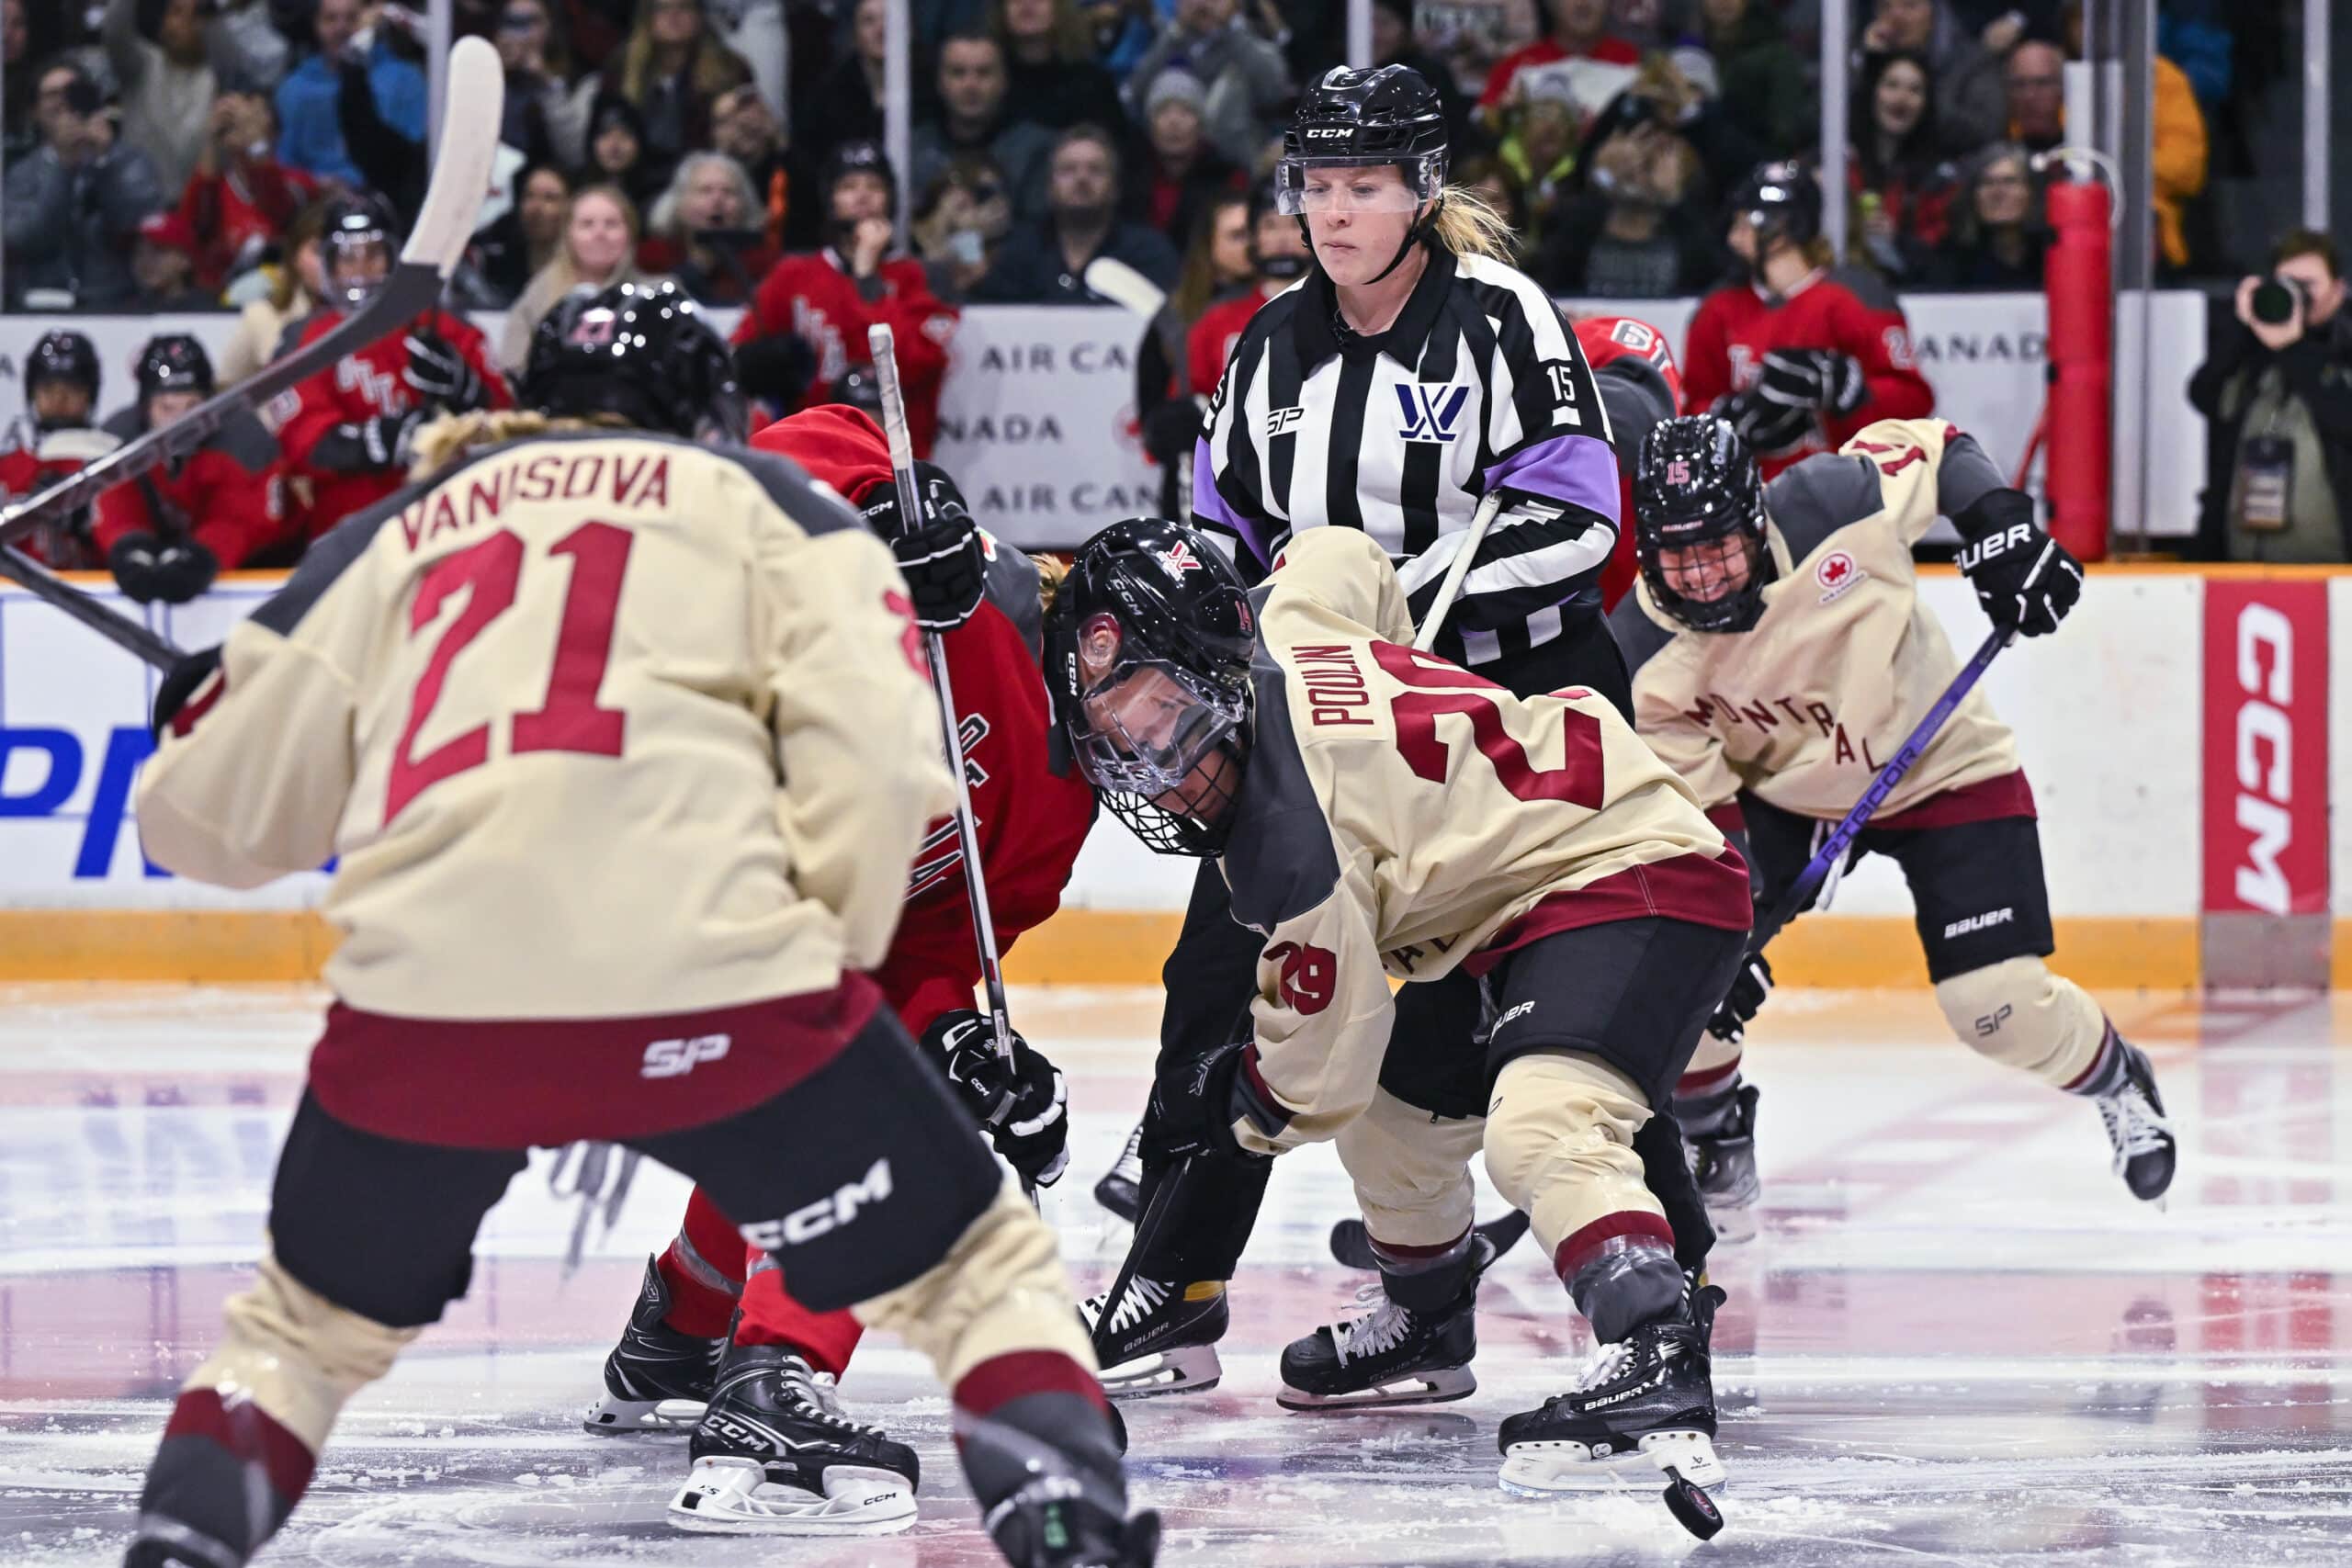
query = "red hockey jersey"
xmin=270 ymin=307 xmax=511 ymax=544
xmin=93 ymin=406 xmax=286 ymax=570
xmin=1574 ymin=313 xmax=1682 ymax=611
xmin=733 ymin=252 xmax=958 ymax=459
xmin=1188 ymin=282 xmax=1286 ymax=398
xmin=0 ymin=427 xmax=119 ymax=568
xmin=751 ymin=404 xmax=1097 ymax=1034
xmin=1680 ymin=266 xmax=1934 ymax=479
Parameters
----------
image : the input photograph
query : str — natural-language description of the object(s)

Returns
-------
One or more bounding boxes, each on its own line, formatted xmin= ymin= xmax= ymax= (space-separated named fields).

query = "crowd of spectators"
xmin=3 ymin=0 xmax=2253 ymax=321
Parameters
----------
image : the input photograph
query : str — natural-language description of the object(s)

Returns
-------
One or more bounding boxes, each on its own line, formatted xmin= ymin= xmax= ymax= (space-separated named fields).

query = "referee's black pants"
xmin=1127 ymin=614 xmax=1713 ymax=1284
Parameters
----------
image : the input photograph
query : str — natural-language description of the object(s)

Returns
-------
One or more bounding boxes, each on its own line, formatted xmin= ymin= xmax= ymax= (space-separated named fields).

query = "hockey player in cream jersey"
xmin=1611 ymin=414 xmax=2177 ymax=1238
xmin=1055 ymin=516 xmax=1751 ymax=1499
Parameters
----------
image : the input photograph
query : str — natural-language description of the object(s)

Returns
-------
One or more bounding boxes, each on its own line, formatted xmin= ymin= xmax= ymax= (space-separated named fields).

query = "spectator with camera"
xmin=732 ymin=141 xmax=961 ymax=455
xmin=1125 ymin=0 xmax=1292 ymax=171
xmin=4 ymin=60 xmax=170 ymax=309
xmin=2188 ymin=231 xmax=2352 ymax=563
xmin=1534 ymin=88 xmax=1720 ymax=299
xmin=175 ymin=87 xmax=317 ymax=291
xmin=972 ymin=123 xmax=1180 ymax=304
xmin=1478 ymin=0 xmax=1641 ymax=136
xmin=911 ymin=154 xmax=1017 ymax=301
xmin=275 ymin=0 xmax=424 ymax=188
xmin=911 ymin=31 xmax=1058 ymax=228
xmin=1922 ymin=142 xmax=2043 ymax=289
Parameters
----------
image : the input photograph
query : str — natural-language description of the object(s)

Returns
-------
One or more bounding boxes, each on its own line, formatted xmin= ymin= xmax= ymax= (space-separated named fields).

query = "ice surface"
xmin=2 ymin=984 xmax=2347 ymax=1565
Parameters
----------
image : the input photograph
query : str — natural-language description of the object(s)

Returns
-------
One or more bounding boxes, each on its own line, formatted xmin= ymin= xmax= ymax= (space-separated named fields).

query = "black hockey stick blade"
xmin=0 ymin=37 xmax=506 ymax=557
xmin=0 ymin=544 xmax=184 ymax=671
xmin=1329 ymin=1210 xmax=1532 ymax=1271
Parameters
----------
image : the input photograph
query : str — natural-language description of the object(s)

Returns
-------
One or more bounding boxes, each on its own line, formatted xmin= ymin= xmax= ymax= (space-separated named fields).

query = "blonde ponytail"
xmin=1430 ymin=184 xmax=1518 ymax=264
xmin=407 ymin=409 xmax=633 ymax=479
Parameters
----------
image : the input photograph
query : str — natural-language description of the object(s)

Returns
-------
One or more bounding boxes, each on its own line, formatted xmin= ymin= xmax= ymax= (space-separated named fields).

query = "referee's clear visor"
xmin=1274 ymin=152 xmax=1445 ymax=216
xmin=1070 ymin=654 xmax=1249 ymax=800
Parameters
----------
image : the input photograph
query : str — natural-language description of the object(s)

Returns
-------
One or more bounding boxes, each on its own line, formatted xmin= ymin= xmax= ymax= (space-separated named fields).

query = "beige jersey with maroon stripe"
xmin=1610 ymin=418 xmax=2021 ymax=819
xmin=1218 ymin=527 xmax=1744 ymax=1156
xmin=135 ymin=430 xmax=955 ymax=1021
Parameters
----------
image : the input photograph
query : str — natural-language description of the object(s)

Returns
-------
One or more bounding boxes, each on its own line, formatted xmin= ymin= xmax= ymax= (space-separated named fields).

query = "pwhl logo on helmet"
xmin=1159 ymin=540 xmax=1204 ymax=577
xmin=1396 ymin=383 xmax=1470 ymax=443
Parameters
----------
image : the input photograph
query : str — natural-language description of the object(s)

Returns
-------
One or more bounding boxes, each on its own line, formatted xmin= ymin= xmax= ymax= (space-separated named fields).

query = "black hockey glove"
xmin=920 ymin=1010 xmax=1069 ymax=1187
xmin=1952 ymin=489 xmax=2083 ymax=638
xmin=314 ymin=410 xmax=423 ymax=472
xmin=1148 ymin=1037 xmax=1272 ymax=1166
xmin=403 ymin=331 xmax=487 ymax=412
xmin=108 ymin=532 xmax=218 ymax=605
xmin=1704 ymin=950 xmax=1772 ymax=1045
xmin=1141 ymin=398 xmax=1202 ymax=465
xmin=1714 ymin=387 xmax=1812 ymax=457
xmin=151 ymin=644 xmax=223 ymax=738
xmin=1758 ymin=347 xmax=1868 ymax=416
xmin=862 ymin=463 xmax=986 ymax=631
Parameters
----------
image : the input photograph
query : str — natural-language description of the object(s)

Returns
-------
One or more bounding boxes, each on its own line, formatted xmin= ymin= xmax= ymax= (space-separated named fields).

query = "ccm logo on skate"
xmin=641 ymin=1033 xmax=731 ymax=1077
xmin=1941 ymin=908 xmax=2013 ymax=940
xmin=741 ymin=1159 xmax=894 ymax=1247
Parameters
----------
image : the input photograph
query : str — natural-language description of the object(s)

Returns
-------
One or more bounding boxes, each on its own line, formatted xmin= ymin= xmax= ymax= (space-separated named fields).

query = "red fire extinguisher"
xmin=2042 ymin=170 xmax=2111 ymax=562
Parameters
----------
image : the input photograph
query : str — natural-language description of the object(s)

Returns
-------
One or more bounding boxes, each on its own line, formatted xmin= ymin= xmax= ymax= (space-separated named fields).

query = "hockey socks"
xmin=656 ymin=1187 xmax=751 ymax=1338
xmin=1368 ymin=1226 xmax=1476 ymax=1313
xmin=952 ymin=1354 xmax=1156 ymax=1568
xmin=1558 ymin=1216 xmax=1685 ymax=1344
xmin=2059 ymin=1019 xmax=2130 ymax=1099
xmin=128 ymin=1391 xmax=313 ymax=1568
xmin=737 ymin=1262 xmax=865 ymax=1376
xmin=1674 ymin=1057 xmax=1745 ymax=1135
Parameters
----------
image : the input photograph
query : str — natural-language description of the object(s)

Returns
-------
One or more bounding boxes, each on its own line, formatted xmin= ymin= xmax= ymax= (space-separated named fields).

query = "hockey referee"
xmin=1086 ymin=64 xmax=1715 ymax=1396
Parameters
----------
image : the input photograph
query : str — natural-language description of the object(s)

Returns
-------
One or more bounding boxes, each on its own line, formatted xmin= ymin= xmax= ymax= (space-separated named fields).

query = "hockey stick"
xmin=0 ymin=37 xmax=506 ymax=557
xmin=866 ymin=324 xmax=1035 ymax=1202
xmin=1410 ymin=489 xmax=1505 ymax=652
xmin=1084 ymin=257 xmax=1195 ymax=512
xmin=0 ymin=543 xmax=184 ymax=670
xmin=1745 ymin=626 xmax=2008 ymax=957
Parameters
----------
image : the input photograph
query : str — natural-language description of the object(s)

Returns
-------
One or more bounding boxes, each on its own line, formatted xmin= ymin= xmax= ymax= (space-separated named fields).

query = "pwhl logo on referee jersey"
xmin=1395 ymin=383 xmax=1471 ymax=443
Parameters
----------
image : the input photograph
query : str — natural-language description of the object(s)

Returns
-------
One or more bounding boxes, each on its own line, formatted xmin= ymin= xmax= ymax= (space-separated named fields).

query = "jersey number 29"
xmin=387 ymin=523 xmax=634 ymax=823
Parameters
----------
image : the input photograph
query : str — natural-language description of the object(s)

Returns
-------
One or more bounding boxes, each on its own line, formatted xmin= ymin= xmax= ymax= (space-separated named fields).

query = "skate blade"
xmin=582 ymin=1395 xmax=707 ymax=1436
xmin=1703 ymin=1197 xmax=1759 ymax=1245
xmin=1100 ymin=1342 xmax=1222 ymax=1401
xmin=1499 ymin=1429 xmax=1725 ymax=1495
xmin=1275 ymin=1365 xmax=1476 ymax=1412
xmin=667 ymin=1457 xmax=917 ymax=1536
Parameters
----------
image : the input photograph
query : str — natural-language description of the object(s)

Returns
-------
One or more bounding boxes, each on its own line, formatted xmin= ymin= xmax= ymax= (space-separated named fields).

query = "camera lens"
xmin=2250 ymin=277 xmax=2301 ymax=326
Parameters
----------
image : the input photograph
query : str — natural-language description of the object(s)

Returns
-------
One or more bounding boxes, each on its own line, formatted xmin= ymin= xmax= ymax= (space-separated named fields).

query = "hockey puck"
xmin=1662 ymin=1472 xmax=1724 ymax=1540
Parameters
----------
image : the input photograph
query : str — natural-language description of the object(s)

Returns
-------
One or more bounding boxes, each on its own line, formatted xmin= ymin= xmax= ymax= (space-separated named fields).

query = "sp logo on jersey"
xmin=1815 ymin=549 xmax=1867 ymax=604
xmin=1395 ymin=383 xmax=1471 ymax=443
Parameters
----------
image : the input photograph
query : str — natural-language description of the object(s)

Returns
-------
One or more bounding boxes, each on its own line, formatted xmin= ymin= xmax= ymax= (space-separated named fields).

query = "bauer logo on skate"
xmin=740 ymin=1158 xmax=894 ymax=1248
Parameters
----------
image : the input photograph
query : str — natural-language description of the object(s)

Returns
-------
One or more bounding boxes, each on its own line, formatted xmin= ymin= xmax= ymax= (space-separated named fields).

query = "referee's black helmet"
xmin=1277 ymin=65 xmax=1450 ymax=279
xmin=1633 ymin=415 xmax=1774 ymax=633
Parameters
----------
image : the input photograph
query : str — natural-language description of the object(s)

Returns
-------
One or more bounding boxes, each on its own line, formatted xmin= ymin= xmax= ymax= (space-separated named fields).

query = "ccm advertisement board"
xmin=0 ymin=294 xmax=2207 ymax=549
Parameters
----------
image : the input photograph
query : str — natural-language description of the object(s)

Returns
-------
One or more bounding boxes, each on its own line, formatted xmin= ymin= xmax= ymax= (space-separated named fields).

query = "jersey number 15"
xmin=387 ymin=523 xmax=634 ymax=824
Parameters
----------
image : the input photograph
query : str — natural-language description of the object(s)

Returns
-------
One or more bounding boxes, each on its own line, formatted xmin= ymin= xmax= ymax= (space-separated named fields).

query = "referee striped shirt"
xmin=1190 ymin=241 xmax=1620 ymax=668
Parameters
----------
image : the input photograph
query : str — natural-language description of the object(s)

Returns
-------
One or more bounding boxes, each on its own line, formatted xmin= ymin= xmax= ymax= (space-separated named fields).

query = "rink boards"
xmin=0 ymin=564 xmax=2345 ymax=989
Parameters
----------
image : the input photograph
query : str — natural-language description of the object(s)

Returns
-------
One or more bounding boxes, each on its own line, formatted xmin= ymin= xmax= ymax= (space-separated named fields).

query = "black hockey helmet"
xmin=26 ymin=330 xmax=100 ymax=401
xmin=821 ymin=138 xmax=898 ymax=209
xmin=135 ymin=333 xmax=215 ymax=402
xmin=1633 ymin=415 xmax=1774 ymax=633
xmin=322 ymin=190 xmax=401 ymax=310
xmin=1278 ymin=64 xmax=1449 ymax=281
xmin=524 ymin=279 xmax=748 ymax=444
xmin=1048 ymin=517 xmax=1257 ymax=856
xmin=1725 ymin=159 xmax=1822 ymax=253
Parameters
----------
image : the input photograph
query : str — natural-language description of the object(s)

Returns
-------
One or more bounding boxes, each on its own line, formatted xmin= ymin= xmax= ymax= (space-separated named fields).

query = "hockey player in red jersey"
xmin=1681 ymin=162 xmax=1934 ymax=480
xmin=582 ymin=402 xmax=1102 ymax=1536
xmin=274 ymin=194 xmax=510 ymax=546
xmin=1572 ymin=313 xmax=1683 ymax=611
xmin=96 ymin=335 xmax=287 ymax=603
xmin=730 ymin=142 xmax=959 ymax=457
xmin=0 ymin=330 xmax=118 ymax=568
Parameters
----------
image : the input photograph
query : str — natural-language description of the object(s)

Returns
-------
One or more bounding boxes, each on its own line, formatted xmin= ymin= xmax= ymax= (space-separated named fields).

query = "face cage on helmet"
xmin=1098 ymin=745 xmax=1246 ymax=857
xmin=1636 ymin=516 xmax=1773 ymax=634
xmin=325 ymin=231 xmax=394 ymax=311
xmin=1273 ymin=149 xmax=1447 ymax=216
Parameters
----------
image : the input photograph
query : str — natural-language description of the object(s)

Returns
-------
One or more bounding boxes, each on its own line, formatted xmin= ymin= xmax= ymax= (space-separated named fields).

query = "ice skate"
xmin=2095 ymin=1041 xmax=2176 ymax=1202
xmin=961 ymin=1397 xmax=1160 ymax=1566
xmin=1094 ymin=1120 xmax=1145 ymax=1223
xmin=667 ymin=1342 xmax=919 ymax=1535
xmin=1684 ymin=1083 xmax=1761 ymax=1243
xmin=1277 ymin=1277 xmax=1477 ymax=1411
xmin=1498 ymin=1283 xmax=1728 ymax=1499
xmin=583 ymin=1257 xmax=723 ymax=1434
xmin=1081 ymin=1274 xmax=1227 ymax=1398
xmin=1329 ymin=1210 xmax=1531 ymax=1270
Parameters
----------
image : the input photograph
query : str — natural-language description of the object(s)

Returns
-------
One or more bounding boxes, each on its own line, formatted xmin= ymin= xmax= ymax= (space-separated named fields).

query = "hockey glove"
xmin=862 ymin=464 xmax=986 ymax=631
xmin=1148 ymin=1038 xmax=1271 ymax=1165
xmin=1704 ymin=950 xmax=1772 ymax=1045
xmin=921 ymin=1010 xmax=1070 ymax=1187
xmin=1758 ymin=348 xmax=1868 ymax=416
xmin=403 ymin=331 xmax=487 ymax=412
xmin=1714 ymin=387 xmax=1813 ymax=457
xmin=151 ymin=644 xmax=224 ymax=739
xmin=108 ymin=532 xmax=218 ymax=605
xmin=1140 ymin=397 xmax=1203 ymax=465
xmin=1952 ymin=489 xmax=2083 ymax=638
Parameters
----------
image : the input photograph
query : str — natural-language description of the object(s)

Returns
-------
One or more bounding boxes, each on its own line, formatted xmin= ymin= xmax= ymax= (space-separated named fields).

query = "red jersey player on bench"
xmin=582 ymin=402 xmax=1102 ymax=1538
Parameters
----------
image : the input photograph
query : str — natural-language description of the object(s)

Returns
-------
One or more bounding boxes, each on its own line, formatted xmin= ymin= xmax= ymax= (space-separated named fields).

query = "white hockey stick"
xmin=0 ymin=36 xmax=506 ymax=560
xmin=1081 ymin=256 xmax=1168 ymax=320
xmin=1410 ymin=489 xmax=1504 ymax=652
xmin=865 ymin=326 xmax=1028 ymax=1111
